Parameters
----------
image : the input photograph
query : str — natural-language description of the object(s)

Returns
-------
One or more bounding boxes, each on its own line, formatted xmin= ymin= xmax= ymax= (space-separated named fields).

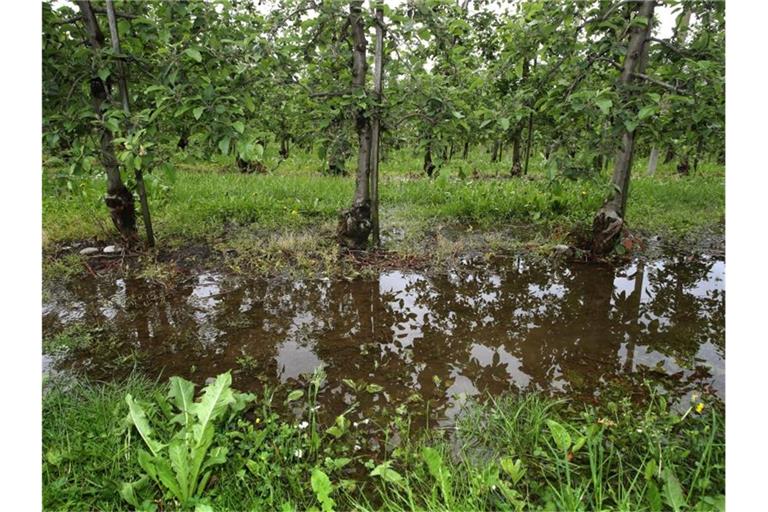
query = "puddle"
xmin=43 ymin=255 xmax=724 ymax=425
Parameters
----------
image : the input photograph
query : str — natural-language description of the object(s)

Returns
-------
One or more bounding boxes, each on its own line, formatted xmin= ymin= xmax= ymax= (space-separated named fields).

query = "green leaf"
xmin=232 ymin=121 xmax=245 ymax=134
xmin=286 ymin=389 xmax=304 ymax=403
xmin=189 ymin=372 xmax=235 ymax=443
xmin=311 ymin=468 xmax=335 ymax=512
xmin=193 ymin=106 xmax=204 ymax=120
xmin=638 ymin=105 xmax=657 ymax=120
xmin=595 ymin=98 xmax=612 ymax=115
xmin=499 ymin=117 xmax=510 ymax=131
xmin=365 ymin=383 xmax=384 ymax=394
xmin=168 ymin=376 xmax=195 ymax=427
xmin=624 ymin=119 xmax=639 ymax=133
xmin=105 ymin=118 xmax=120 ymax=134
xmin=500 ymin=457 xmax=526 ymax=484
xmin=663 ymin=467 xmax=685 ymax=512
xmin=185 ymin=48 xmax=203 ymax=63
xmin=168 ymin=438 xmax=190 ymax=502
xmin=546 ymin=419 xmax=571 ymax=453
xmin=370 ymin=461 xmax=403 ymax=484
xmin=218 ymin=137 xmax=231 ymax=156
xmin=98 ymin=68 xmax=110 ymax=82
xmin=125 ymin=395 xmax=164 ymax=456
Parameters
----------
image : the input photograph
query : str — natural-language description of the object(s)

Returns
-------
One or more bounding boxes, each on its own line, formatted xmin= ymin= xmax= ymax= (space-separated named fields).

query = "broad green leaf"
xmin=311 ymin=468 xmax=335 ymax=512
xmin=98 ymin=68 xmax=110 ymax=82
xmin=595 ymin=98 xmax=612 ymax=115
xmin=638 ymin=105 xmax=657 ymax=120
xmin=286 ymin=389 xmax=304 ymax=403
xmin=168 ymin=376 xmax=195 ymax=426
xmin=185 ymin=48 xmax=203 ymax=63
xmin=232 ymin=121 xmax=245 ymax=134
xmin=370 ymin=461 xmax=403 ymax=483
xmin=663 ymin=467 xmax=685 ymax=512
xmin=218 ymin=137 xmax=231 ymax=156
xmin=499 ymin=117 xmax=510 ymax=131
xmin=365 ymin=383 xmax=384 ymax=393
xmin=189 ymin=372 xmax=235 ymax=443
xmin=168 ymin=438 xmax=190 ymax=501
xmin=193 ymin=107 xmax=204 ymax=120
xmin=624 ymin=119 xmax=639 ymax=133
xmin=500 ymin=457 xmax=526 ymax=484
xmin=546 ymin=419 xmax=571 ymax=453
xmin=126 ymin=395 xmax=164 ymax=456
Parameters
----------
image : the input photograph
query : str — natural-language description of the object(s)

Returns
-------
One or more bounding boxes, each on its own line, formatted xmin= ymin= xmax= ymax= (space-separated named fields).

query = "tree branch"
xmin=632 ymin=72 xmax=686 ymax=93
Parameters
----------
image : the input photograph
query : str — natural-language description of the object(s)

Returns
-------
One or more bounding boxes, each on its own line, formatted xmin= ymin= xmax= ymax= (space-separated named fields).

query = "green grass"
xmin=42 ymin=149 xmax=724 ymax=249
xmin=43 ymin=373 xmax=724 ymax=511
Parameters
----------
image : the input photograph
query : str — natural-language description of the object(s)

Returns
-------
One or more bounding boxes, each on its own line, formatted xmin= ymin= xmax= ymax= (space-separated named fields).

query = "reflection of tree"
xmin=43 ymin=255 xmax=725 ymax=422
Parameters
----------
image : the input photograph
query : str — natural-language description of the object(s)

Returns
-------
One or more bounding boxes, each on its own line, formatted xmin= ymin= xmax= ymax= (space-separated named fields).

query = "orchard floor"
xmin=41 ymin=155 xmax=726 ymax=510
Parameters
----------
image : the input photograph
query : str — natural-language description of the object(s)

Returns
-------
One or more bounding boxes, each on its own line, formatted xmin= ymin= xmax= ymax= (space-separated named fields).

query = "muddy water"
xmin=43 ymin=255 xmax=724 ymax=425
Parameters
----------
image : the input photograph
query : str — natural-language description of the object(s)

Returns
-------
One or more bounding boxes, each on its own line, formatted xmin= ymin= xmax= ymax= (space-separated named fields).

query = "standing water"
xmin=43 ymin=255 xmax=724 ymax=425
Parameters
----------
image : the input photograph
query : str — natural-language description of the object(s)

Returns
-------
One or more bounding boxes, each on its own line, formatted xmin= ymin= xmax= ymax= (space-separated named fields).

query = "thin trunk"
xmin=693 ymin=138 xmax=704 ymax=173
xmin=369 ymin=4 xmax=385 ymax=248
xmin=646 ymin=146 xmax=659 ymax=176
xmin=337 ymin=0 xmax=372 ymax=250
xmin=490 ymin=140 xmax=500 ymax=163
xmin=424 ymin=142 xmax=435 ymax=177
xmin=523 ymin=112 xmax=534 ymax=175
xmin=511 ymin=58 xmax=530 ymax=176
xmin=462 ymin=141 xmax=469 ymax=160
xmin=76 ymin=0 xmax=137 ymax=242
xmin=664 ymin=146 xmax=675 ymax=163
xmin=105 ymin=0 xmax=154 ymax=248
xmin=592 ymin=0 xmax=656 ymax=255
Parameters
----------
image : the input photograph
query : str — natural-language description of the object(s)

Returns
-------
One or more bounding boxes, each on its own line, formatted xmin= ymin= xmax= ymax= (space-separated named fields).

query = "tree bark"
xmin=646 ymin=146 xmax=659 ymax=176
xmin=105 ymin=0 xmax=154 ymax=248
xmin=424 ymin=142 xmax=435 ymax=177
xmin=511 ymin=58 xmax=530 ymax=176
xmin=592 ymin=0 xmax=656 ymax=255
xmin=337 ymin=0 xmax=372 ymax=250
xmin=369 ymin=4 xmax=385 ymax=247
xmin=76 ymin=0 xmax=137 ymax=242
xmin=462 ymin=141 xmax=469 ymax=160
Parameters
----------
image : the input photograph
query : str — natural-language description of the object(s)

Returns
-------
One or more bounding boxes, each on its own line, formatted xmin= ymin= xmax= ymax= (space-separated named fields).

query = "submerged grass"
xmin=42 ymin=372 xmax=724 ymax=511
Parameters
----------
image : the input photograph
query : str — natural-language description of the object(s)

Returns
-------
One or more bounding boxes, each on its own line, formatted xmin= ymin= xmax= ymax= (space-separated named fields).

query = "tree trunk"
xmin=664 ymin=146 xmax=675 ymax=164
xmin=462 ymin=141 xmax=469 ymax=159
xmin=490 ymin=140 xmax=500 ymax=163
xmin=592 ymin=0 xmax=656 ymax=255
xmin=76 ymin=0 xmax=137 ymax=243
xmin=511 ymin=58 xmax=529 ymax=176
xmin=337 ymin=1 xmax=372 ymax=250
xmin=510 ymin=127 xmax=523 ymax=176
xmin=523 ymin=57 xmax=537 ymax=175
xmin=105 ymin=0 xmax=154 ymax=248
xmin=646 ymin=146 xmax=659 ymax=176
xmin=369 ymin=4 xmax=385 ymax=248
xmin=424 ymin=142 xmax=435 ymax=177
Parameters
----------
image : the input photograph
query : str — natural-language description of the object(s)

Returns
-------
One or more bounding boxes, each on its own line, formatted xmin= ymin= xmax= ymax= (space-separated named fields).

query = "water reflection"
xmin=43 ymin=255 xmax=725 ymax=423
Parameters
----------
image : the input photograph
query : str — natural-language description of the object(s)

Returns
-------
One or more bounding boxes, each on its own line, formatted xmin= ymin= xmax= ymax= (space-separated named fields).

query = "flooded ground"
xmin=43 ymin=255 xmax=724 ymax=426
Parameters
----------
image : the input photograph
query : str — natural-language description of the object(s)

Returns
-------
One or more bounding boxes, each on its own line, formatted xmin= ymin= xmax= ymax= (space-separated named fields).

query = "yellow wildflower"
xmin=695 ymin=402 xmax=705 ymax=414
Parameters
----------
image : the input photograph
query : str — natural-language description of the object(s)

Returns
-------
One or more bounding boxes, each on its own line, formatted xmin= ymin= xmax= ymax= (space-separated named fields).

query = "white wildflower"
xmin=298 ymin=421 xmax=309 ymax=430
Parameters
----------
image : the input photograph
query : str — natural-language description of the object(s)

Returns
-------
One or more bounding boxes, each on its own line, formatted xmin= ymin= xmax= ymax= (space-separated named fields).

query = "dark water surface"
xmin=43 ymin=255 xmax=724 ymax=425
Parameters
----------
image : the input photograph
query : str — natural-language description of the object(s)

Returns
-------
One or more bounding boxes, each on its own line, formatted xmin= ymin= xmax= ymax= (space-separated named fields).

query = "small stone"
xmin=103 ymin=245 xmax=121 ymax=254
xmin=79 ymin=247 xmax=99 ymax=256
xmin=204 ymin=377 xmax=216 ymax=385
